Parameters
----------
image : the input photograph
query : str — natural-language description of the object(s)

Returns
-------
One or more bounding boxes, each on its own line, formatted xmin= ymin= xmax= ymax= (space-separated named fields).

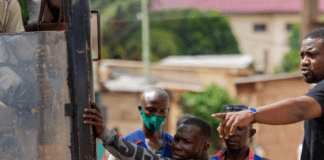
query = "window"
xmin=254 ymin=24 xmax=266 ymax=32
xmin=286 ymin=23 xmax=292 ymax=31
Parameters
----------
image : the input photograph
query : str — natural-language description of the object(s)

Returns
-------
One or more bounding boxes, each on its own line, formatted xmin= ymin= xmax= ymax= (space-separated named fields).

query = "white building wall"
xmin=227 ymin=13 xmax=300 ymax=73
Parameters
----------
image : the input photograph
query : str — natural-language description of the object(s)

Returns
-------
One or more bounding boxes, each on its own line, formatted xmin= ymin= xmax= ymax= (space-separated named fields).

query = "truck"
xmin=0 ymin=0 xmax=101 ymax=159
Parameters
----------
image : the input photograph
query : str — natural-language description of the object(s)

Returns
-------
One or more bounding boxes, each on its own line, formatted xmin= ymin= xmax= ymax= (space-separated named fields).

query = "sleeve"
xmin=305 ymin=81 xmax=324 ymax=111
xmin=99 ymin=128 xmax=171 ymax=160
xmin=5 ymin=0 xmax=25 ymax=33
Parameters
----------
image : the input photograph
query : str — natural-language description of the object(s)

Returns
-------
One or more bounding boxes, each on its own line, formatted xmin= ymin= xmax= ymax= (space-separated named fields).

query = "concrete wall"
xmin=228 ymin=13 xmax=300 ymax=73
xmin=236 ymin=77 xmax=311 ymax=160
xmin=101 ymin=92 xmax=143 ymax=135
xmin=197 ymin=67 xmax=252 ymax=96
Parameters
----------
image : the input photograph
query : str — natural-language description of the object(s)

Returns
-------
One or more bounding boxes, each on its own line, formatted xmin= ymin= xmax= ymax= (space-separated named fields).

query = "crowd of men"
xmin=84 ymin=87 xmax=268 ymax=160
xmin=83 ymin=24 xmax=324 ymax=160
xmin=3 ymin=0 xmax=324 ymax=159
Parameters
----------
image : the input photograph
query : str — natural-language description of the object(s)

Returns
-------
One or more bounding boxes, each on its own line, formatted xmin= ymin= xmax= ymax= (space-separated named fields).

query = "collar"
xmin=140 ymin=129 xmax=167 ymax=156
xmin=215 ymin=148 xmax=255 ymax=160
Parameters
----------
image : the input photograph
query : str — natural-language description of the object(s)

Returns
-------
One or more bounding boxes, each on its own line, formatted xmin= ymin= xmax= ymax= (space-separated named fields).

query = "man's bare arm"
xmin=212 ymin=96 xmax=322 ymax=139
xmin=255 ymin=96 xmax=322 ymax=124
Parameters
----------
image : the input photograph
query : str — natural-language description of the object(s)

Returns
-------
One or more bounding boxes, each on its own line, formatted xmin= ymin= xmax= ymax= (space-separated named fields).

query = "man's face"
xmin=300 ymin=38 xmax=324 ymax=83
xmin=172 ymin=124 xmax=206 ymax=160
xmin=141 ymin=92 xmax=169 ymax=117
xmin=225 ymin=125 xmax=255 ymax=151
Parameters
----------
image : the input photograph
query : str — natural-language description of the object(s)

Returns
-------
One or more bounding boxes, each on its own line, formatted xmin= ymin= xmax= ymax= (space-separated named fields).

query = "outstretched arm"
xmin=98 ymin=128 xmax=170 ymax=160
xmin=212 ymin=96 xmax=322 ymax=139
xmin=83 ymin=102 xmax=171 ymax=160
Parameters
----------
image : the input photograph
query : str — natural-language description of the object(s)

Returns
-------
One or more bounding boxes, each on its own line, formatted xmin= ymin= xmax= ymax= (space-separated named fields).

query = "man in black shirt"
xmin=212 ymin=28 xmax=324 ymax=160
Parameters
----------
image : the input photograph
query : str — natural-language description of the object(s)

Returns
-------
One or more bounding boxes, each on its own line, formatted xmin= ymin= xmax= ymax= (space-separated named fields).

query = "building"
xmin=235 ymin=73 xmax=312 ymax=160
xmin=99 ymin=55 xmax=253 ymax=135
xmin=99 ymin=57 xmax=312 ymax=159
xmin=152 ymin=0 xmax=324 ymax=73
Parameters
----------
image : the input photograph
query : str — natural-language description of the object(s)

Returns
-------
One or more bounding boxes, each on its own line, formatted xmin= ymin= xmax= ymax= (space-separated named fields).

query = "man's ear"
xmin=138 ymin=105 xmax=142 ymax=112
xmin=201 ymin=143 xmax=210 ymax=154
xmin=249 ymin=128 xmax=256 ymax=138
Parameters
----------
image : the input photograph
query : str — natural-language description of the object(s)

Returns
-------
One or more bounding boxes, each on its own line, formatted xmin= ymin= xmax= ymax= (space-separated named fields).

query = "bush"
xmin=281 ymin=50 xmax=300 ymax=73
xmin=179 ymin=84 xmax=238 ymax=153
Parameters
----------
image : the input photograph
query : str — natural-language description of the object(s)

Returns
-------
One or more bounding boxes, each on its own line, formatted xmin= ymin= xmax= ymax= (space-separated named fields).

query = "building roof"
xmin=100 ymin=59 xmax=143 ymax=68
xmin=103 ymin=68 xmax=204 ymax=92
xmin=159 ymin=55 xmax=253 ymax=69
xmin=235 ymin=73 xmax=303 ymax=84
xmin=153 ymin=0 xmax=324 ymax=14
xmin=104 ymin=75 xmax=156 ymax=92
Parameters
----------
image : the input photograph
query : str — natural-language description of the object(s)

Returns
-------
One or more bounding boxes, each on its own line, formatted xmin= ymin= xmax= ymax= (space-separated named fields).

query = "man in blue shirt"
xmin=109 ymin=87 xmax=173 ymax=159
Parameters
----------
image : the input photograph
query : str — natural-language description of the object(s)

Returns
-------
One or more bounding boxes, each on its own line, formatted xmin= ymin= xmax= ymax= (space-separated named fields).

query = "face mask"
xmin=139 ymin=105 xmax=168 ymax=132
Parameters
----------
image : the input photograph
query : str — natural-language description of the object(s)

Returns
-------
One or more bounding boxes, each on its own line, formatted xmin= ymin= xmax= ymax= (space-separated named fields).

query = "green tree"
xmin=91 ymin=0 xmax=240 ymax=60
xmin=179 ymin=84 xmax=238 ymax=153
xmin=273 ymin=23 xmax=300 ymax=74
xmin=18 ymin=0 xmax=29 ymax=25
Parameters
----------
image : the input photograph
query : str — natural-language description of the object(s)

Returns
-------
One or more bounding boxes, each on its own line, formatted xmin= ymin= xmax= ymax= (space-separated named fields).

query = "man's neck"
xmin=199 ymin=153 xmax=210 ymax=160
xmin=142 ymin=125 xmax=164 ymax=151
xmin=225 ymin=147 xmax=249 ymax=160
xmin=142 ymin=124 xmax=163 ymax=141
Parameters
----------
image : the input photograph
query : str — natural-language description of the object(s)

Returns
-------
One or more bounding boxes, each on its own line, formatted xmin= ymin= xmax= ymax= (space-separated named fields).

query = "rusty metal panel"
xmin=0 ymin=31 xmax=72 ymax=160
xmin=64 ymin=0 xmax=97 ymax=159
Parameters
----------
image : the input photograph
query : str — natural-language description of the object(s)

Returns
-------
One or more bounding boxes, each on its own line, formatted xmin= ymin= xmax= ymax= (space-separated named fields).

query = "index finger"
xmin=229 ymin=119 xmax=239 ymax=136
xmin=211 ymin=113 xmax=227 ymax=119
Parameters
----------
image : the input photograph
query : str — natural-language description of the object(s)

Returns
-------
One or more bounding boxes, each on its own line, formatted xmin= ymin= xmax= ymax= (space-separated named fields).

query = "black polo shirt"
xmin=303 ymin=80 xmax=324 ymax=160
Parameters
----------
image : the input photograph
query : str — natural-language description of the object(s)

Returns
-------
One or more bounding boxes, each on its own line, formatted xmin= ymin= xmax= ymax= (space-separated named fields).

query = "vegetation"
xmin=179 ymin=84 xmax=238 ymax=153
xmin=273 ymin=23 xmax=300 ymax=74
xmin=18 ymin=0 xmax=29 ymax=25
xmin=91 ymin=0 xmax=240 ymax=61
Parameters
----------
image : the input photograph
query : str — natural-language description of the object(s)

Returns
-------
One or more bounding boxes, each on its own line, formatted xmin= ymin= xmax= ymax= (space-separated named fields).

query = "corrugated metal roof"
xmin=104 ymin=75 xmax=155 ymax=92
xmin=235 ymin=73 xmax=303 ymax=84
xmin=153 ymin=0 xmax=324 ymax=13
xmin=159 ymin=55 xmax=253 ymax=68
xmin=103 ymin=69 xmax=204 ymax=92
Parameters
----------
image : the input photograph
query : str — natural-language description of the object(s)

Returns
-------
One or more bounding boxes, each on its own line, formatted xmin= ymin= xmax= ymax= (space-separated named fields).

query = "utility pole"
xmin=141 ymin=0 xmax=151 ymax=84
xmin=301 ymin=0 xmax=324 ymax=39
xmin=301 ymin=0 xmax=318 ymax=39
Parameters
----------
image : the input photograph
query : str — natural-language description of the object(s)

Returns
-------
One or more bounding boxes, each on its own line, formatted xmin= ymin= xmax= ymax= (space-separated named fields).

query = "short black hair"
xmin=305 ymin=28 xmax=324 ymax=40
xmin=182 ymin=118 xmax=212 ymax=141
xmin=177 ymin=114 xmax=196 ymax=128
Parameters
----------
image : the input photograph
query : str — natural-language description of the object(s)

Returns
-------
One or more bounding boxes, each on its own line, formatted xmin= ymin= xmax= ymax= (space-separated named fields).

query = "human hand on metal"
xmin=211 ymin=110 xmax=254 ymax=139
xmin=83 ymin=101 xmax=105 ymax=137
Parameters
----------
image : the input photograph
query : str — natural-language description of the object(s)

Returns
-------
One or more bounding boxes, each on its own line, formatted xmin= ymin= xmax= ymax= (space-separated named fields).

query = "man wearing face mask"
xmin=108 ymin=87 xmax=173 ymax=160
